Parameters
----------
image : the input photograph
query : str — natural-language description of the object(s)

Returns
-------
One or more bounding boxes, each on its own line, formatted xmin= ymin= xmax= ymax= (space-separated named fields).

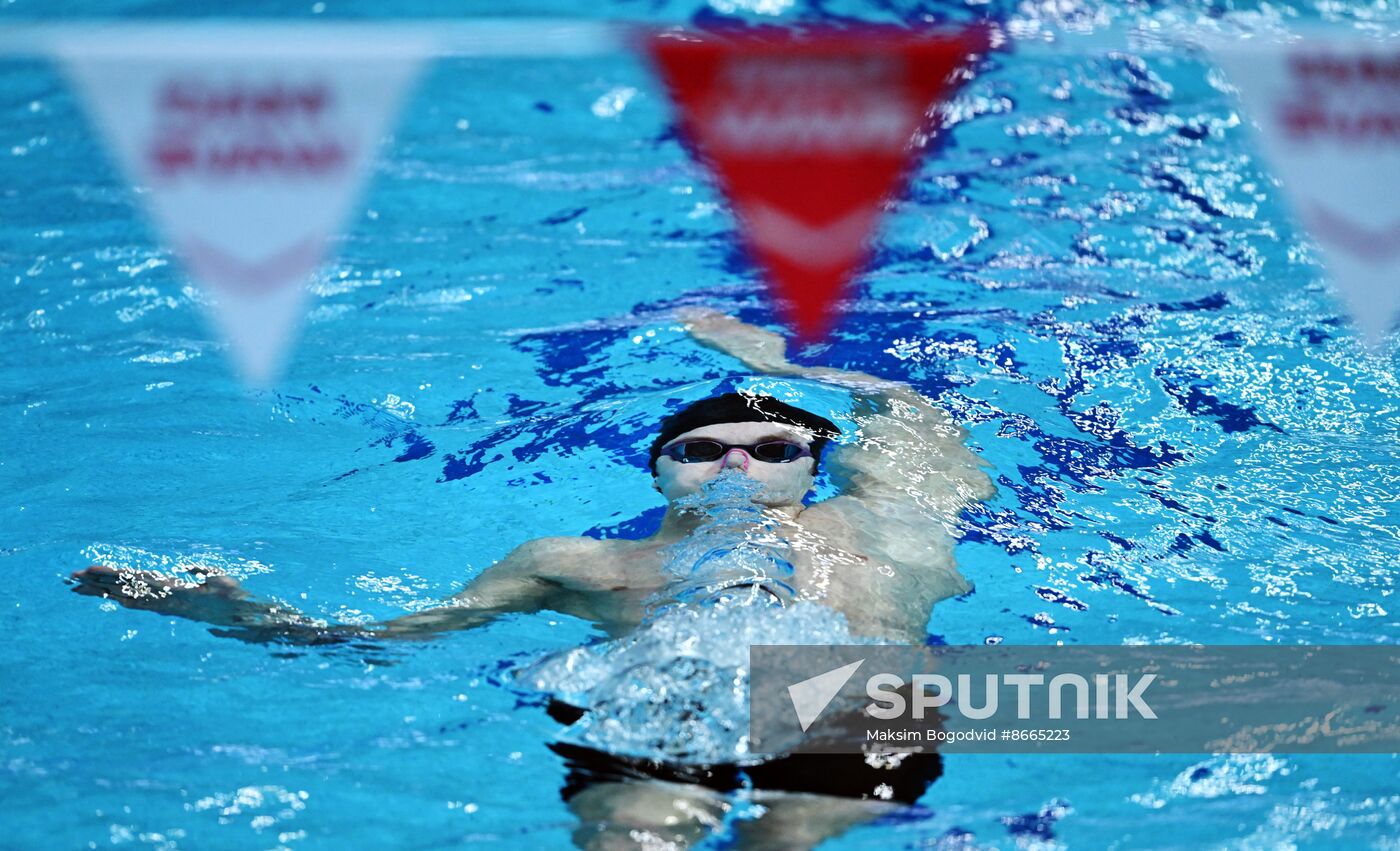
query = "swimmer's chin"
xmin=672 ymin=488 xmax=803 ymax=511
xmin=750 ymin=491 xmax=806 ymax=509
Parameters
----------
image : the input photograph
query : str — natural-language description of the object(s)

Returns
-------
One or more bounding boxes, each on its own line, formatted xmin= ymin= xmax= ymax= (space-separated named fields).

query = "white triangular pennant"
xmin=1210 ymin=35 xmax=1400 ymax=347
xmin=53 ymin=28 xmax=433 ymax=385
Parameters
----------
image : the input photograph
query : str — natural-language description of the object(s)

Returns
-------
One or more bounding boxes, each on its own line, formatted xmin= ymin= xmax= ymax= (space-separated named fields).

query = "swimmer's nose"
xmin=722 ymin=448 xmax=750 ymax=472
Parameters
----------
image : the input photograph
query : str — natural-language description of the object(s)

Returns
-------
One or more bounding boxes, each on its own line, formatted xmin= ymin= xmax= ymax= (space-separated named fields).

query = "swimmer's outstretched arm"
xmin=67 ymin=538 xmax=579 ymax=647
xmin=681 ymin=307 xmax=927 ymax=401
xmin=680 ymin=308 xmax=995 ymax=516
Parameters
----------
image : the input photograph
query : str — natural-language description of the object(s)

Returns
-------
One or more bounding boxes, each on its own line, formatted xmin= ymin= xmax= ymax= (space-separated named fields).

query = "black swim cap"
xmin=648 ymin=392 xmax=840 ymax=474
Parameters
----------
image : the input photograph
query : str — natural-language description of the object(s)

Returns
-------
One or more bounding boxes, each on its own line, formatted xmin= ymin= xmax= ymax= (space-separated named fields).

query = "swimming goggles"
xmin=661 ymin=439 xmax=812 ymax=464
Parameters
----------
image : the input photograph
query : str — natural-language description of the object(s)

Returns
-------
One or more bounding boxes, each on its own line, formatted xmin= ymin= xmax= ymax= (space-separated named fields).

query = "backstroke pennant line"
xmin=649 ymin=26 xmax=990 ymax=341
xmin=1209 ymin=34 xmax=1400 ymax=348
xmin=51 ymin=28 xmax=435 ymax=386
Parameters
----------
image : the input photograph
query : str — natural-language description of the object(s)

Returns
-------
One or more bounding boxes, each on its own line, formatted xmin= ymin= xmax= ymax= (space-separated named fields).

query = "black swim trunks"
xmin=546 ymin=700 xmax=942 ymax=805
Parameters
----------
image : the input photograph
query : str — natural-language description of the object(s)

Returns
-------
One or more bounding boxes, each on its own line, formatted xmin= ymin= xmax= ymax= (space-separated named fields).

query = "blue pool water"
xmin=3 ymin=0 xmax=1398 ymax=848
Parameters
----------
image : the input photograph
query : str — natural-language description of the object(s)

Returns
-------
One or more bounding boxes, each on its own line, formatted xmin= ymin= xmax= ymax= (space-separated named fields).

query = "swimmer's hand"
xmin=67 ymin=565 xmax=357 ymax=645
xmin=70 ymin=565 xmax=261 ymax=623
xmin=678 ymin=307 xmax=902 ymax=395
xmin=678 ymin=306 xmax=799 ymax=375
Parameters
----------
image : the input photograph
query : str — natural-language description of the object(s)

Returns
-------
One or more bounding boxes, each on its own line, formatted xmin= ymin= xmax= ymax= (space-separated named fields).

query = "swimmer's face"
xmin=653 ymin=421 xmax=817 ymax=508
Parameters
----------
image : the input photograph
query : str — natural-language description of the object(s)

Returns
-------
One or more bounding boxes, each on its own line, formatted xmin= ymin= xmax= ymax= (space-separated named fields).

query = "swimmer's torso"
xmin=523 ymin=499 xmax=967 ymax=643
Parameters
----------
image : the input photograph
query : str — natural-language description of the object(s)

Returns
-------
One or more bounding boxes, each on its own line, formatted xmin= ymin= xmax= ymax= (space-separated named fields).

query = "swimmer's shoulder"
xmin=501 ymin=535 xmax=654 ymax=590
xmin=501 ymin=535 xmax=610 ymax=568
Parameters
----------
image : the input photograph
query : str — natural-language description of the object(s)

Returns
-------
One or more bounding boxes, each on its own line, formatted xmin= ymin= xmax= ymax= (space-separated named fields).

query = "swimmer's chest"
xmin=784 ymin=508 xmax=963 ymax=635
xmin=583 ymin=524 xmax=950 ymax=637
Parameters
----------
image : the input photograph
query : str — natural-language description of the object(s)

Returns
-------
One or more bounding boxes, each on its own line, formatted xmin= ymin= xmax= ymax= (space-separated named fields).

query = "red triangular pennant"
xmin=650 ymin=28 xmax=987 ymax=340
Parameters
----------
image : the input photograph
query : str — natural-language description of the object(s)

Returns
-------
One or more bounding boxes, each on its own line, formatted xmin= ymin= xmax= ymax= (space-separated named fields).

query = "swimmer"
xmin=70 ymin=308 xmax=995 ymax=850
